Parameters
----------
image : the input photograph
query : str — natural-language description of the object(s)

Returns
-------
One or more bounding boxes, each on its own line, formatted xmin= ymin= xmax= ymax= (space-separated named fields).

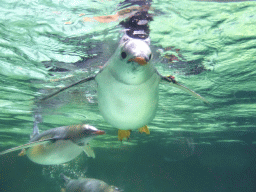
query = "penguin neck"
xmin=108 ymin=51 xmax=155 ymax=85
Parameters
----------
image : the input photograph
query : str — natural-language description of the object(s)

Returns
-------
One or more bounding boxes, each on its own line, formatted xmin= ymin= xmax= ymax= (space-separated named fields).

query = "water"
xmin=0 ymin=0 xmax=256 ymax=191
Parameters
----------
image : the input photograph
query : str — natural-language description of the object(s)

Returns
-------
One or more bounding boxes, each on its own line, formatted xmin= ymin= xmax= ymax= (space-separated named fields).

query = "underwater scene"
xmin=0 ymin=0 xmax=256 ymax=191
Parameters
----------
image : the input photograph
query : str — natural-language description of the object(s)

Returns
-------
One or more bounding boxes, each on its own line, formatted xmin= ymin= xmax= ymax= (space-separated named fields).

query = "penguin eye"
xmin=121 ymin=52 xmax=127 ymax=59
xmin=149 ymin=54 xmax=152 ymax=61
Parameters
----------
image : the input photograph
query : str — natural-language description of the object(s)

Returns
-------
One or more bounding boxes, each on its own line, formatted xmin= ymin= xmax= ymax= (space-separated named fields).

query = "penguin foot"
xmin=118 ymin=129 xmax=132 ymax=142
xmin=18 ymin=149 xmax=26 ymax=156
xmin=138 ymin=125 xmax=150 ymax=134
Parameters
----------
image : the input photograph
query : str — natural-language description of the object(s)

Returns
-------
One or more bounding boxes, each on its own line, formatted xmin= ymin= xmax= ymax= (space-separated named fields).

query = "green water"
xmin=0 ymin=0 xmax=256 ymax=191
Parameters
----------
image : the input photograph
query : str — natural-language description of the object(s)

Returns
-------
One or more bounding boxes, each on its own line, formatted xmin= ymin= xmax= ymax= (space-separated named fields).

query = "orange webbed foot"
xmin=118 ymin=129 xmax=132 ymax=142
xmin=18 ymin=149 xmax=26 ymax=156
xmin=138 ymin=125 xmax=150 ymax=135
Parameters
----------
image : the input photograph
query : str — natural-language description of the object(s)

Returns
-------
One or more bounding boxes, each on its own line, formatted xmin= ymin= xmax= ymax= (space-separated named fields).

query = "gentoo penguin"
xmin=0 ymin=124 xmax=105 ymax=165
xmin=41 ymin=6 xmax=208 ymax=141
xmin=61 ymin=174 xmax=122 ymax=192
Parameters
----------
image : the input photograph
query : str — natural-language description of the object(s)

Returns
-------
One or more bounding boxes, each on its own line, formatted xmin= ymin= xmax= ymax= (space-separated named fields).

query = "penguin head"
xmin=119 ymin=34 xmax=152 ymax=66
xmin=70 ymin=124 xmax=105 ymax=145
xmin=109 ymin=185 xmax=124 ymax=192
xmin=108 ymin=34 xmax=155 ymax=85
xmin=81 ymin=124 xmax=105 ymax=136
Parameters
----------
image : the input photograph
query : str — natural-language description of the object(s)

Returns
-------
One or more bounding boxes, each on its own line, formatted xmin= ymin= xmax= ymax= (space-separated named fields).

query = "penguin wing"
xmin=82 ymin=144 xmax=95 ymax=158
xmin=161 ymin=75 xmax=209 ymax=104
xmin=40 ymin=76 xmax=96 ymax=101
xmin=0 ymin=139 xmax=54 ymax=155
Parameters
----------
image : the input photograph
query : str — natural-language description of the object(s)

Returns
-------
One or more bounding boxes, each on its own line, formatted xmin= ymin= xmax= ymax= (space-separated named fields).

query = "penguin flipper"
xmin=40 ymin=76 xmax=95 ymax=101
xmin=161 ymin=76 xmax=209 ymax=104
xmin=82 ymin=144 xmax=95 ymax=158
xmin=0 ymin=139 xmax=52 ymax=156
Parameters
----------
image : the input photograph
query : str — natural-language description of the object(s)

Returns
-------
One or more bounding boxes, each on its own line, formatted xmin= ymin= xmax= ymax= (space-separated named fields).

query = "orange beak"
xmin=128 ymin=57 xmax=148 ymax=65
xmin=95 ymin=130 xmax=105 ymax=135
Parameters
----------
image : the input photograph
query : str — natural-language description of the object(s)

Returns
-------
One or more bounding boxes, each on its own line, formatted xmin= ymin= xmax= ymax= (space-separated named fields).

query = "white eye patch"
xmin=83 ymin=124 xmax=98 ymax=131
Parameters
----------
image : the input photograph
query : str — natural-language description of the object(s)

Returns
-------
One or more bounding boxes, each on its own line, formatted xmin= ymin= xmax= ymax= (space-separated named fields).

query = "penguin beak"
xmin=94 ymin=130 xmax=105 ymax=135
xmin=128 ymin=57 xmax=148 ymax=65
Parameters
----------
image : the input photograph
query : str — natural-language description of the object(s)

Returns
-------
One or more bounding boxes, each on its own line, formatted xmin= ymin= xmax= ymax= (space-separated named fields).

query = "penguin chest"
xmin=26 ymin=140 xmax=82 ymax=165
xmin=96 ymin=69 xmax=161 ymax=130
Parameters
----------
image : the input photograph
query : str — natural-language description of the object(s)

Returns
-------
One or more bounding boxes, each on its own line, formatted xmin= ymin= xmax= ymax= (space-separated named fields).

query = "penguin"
xmin=40 ymin=6 xmax=208 ymax=142
xmin=61 ymin=174 xmax=122 ymax=192
xmin=40 ymin=33 xmax=208 ymax=141
xmin=0 ymin=124 xmax=105 ymax=165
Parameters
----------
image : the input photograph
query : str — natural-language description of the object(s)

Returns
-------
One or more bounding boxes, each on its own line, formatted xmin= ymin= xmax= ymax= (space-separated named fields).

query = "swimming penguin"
xmin=0 ymin=124 xmax=105 ymax=165
xmin=61 ymin=174 xmax=122 ymax=192
xmin=40 ymin=9 xmax=208 ymax=141
xmin=40 ymin=33 xmax=208 ymax=141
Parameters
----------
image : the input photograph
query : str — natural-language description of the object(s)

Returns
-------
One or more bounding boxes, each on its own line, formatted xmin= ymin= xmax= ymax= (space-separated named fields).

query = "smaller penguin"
xmin=61 ymin=174 xmax=122 ymax=192
xmin=0 ymin=124 xmax=105 ymax=165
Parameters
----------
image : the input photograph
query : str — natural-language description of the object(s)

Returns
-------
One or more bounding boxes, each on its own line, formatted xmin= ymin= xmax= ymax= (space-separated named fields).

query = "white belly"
xmin=96 ymin=68 xmax=161 ymax=130
xmin=26 ymin=140 xmax=82 ymax=165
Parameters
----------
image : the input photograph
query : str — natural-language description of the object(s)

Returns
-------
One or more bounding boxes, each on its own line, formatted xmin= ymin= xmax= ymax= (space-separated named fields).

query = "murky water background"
xmin=0 ymin=0 xmax=256 ymax=191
